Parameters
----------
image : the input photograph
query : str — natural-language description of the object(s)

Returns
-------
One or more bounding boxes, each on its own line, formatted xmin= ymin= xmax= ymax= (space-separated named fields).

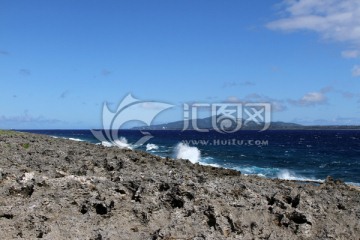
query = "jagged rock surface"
xmin=0 ymin=131 xmax=359 ymax=239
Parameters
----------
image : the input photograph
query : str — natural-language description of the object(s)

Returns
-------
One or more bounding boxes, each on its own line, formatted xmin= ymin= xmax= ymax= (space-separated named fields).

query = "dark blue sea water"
xmin=19 ymin=130 xmax=360 ymax=186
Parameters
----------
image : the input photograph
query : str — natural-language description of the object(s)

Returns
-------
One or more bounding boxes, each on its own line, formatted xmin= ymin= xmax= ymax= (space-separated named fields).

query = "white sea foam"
xmin=146 ymin=143 xmax=159 ymax=151
xmin=114 ymin=137 xmax=132 ymax=149
xmin=101 ymin=141 xmax=113 ymax=147
xmin=276 ymin=169 xmax=323 ymax=182
xmin=101 ymin=137 xmax=132 ymax=149
xmin=346 ymin=182 xmax=360 ymax=187
xmin=68 ymin=138 xmax=84 ymax=142
xmin=174 ymin=143 xmax=201 ymax=164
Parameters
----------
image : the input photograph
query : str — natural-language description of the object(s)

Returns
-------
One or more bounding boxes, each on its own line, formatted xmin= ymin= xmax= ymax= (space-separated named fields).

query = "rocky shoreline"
xmin=0 ymin=131 xmax=359 ymax=239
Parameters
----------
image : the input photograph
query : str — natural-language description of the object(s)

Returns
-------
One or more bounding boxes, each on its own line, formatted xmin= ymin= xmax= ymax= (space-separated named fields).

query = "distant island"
xmin=133 ymin=116 xmax=360 ymax=131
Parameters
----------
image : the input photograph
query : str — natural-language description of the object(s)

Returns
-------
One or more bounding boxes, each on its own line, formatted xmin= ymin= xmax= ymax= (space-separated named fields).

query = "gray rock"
xmin=0 ymin=131 xmax=359 ymax=239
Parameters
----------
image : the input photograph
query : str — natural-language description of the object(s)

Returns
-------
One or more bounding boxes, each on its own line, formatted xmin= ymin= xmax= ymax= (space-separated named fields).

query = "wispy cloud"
xmin=292 ymin=116 xmax=360 ymax=125
xmin=226 ymin=96 xmax=241 ymax=102
xmin=226 ymin=94 xmax=287 ymax=112
xmin=0 ymin=50 xmax=9 ymax=56
xmin=352 ymin=65 xmax=360 ymax=77
xmin=19 ymin=69 xmax=31 ymax=76
xmin=267 ymin=0 xmax=360 ymax=45
xmin=340 ymin=91 xmax=356 ymax=99
xmin=228 ymin=87 xmax=335 ymax=110
xmin=0 ymin=111 xmax=64 ymax=126
xmin=288 ymin=89 xmax=329 ymax=107
xmin=59 ymin=90 xmax=69 ymax=99
xmin=223 ymin=82 xmax=238 ymax=88
xmin=267 ymin=0 xmax=360 ymax=76
xmin=222 ymin=81 xmax=255 ymax=88
xmin=206 ymin=96 xmax=218 ymax=100
xmin=101 ymin=69 xmax=112 ymax=76
xmin=139 ymin=102 xmax=173 ymax=110
xmin=341 ymin=50 xmax=360 ymax=58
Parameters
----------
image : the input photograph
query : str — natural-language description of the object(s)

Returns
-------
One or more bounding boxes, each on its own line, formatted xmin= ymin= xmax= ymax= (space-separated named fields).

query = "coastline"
xmin=17 ymin=129 xmax=360 ymax=186
xmin=0 ymin=131 xmax=359 ymax=239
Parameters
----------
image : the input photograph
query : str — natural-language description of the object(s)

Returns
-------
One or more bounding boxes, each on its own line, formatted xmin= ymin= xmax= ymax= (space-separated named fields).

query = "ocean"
xmin=19 ymin=129 xmax=360 ymax=186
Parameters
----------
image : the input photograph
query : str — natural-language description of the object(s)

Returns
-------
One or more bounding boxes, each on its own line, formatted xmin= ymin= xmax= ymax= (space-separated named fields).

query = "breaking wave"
xmin=174 ymin=143 xmax=201 ymax=164
xmin=101 ymin=137 xmax=132 ymax=149
xmin=276 ymin=169 xmax=323 ymax=182
xmin=146 ymin=143 xmax=159 ymax=151
xmin=68 ymin=138 xmax=84 ymax=142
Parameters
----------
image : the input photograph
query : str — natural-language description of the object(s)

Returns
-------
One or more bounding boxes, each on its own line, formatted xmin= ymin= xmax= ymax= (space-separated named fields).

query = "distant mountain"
xmin=132 ymin=116 xmax=360 ymax=130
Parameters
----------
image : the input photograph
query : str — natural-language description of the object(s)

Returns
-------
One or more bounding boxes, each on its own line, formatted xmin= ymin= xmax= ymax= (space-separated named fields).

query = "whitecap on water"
xmin=146 ymin=143 xmax=159 ymax=151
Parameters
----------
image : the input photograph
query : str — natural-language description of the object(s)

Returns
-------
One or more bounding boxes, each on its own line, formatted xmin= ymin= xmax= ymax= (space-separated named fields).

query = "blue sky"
xmin=1 ymin=0 xmax=360 ymax=129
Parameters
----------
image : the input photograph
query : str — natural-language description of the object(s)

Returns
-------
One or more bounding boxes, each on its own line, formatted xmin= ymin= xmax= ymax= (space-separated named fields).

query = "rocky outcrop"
xmin=0 ymin=131 xmax=359 ymax=239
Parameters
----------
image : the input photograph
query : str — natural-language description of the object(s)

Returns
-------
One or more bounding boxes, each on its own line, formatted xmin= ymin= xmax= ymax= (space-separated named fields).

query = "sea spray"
xmin=101 ymin=137 xmax=133 ymax=149
xmin=276 ymin=169 xmax=323 ymax=182
xmin=101 ymin=141 xmax=113 ymax=147
xmin=276 ymin=169 xmax=300 ymax=180
xmin=174 ymin=143 xmax=201 ymax=164
xmin=146 ymin=143 xmax=159 ymax=151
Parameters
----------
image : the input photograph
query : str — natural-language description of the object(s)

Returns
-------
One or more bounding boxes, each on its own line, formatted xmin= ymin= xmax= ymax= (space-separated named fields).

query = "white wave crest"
xmin=114 ymin=137 xmax=132 ymax=149
xmin=68 ymin=138 xmax=84 ymax=142
xmin=101 ymin=137 xmax=132 ymax=149
xmin=174 ymin=143 xmax=201 ymax=164
xmin=146 ymin=143 xmax=159 ymax=151
xmin=277 ymin=169 xmax=323 ymax=182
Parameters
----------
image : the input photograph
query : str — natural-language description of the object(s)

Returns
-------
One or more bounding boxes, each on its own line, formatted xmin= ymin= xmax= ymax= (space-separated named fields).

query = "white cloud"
xmin=268 ymin=0 xmax=360 ymax=77
xmin=289 ymin=91 xmax=327 ymax=106
xmin=302 ymin=92 xmax=325 ymax=102
xmin=352 ymin=65 xmax=360 ymax=76
xmin=341 ymin=50 xmax=360 ymax=58
xmin=267 ymin=0 xmax=360 ymax=44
